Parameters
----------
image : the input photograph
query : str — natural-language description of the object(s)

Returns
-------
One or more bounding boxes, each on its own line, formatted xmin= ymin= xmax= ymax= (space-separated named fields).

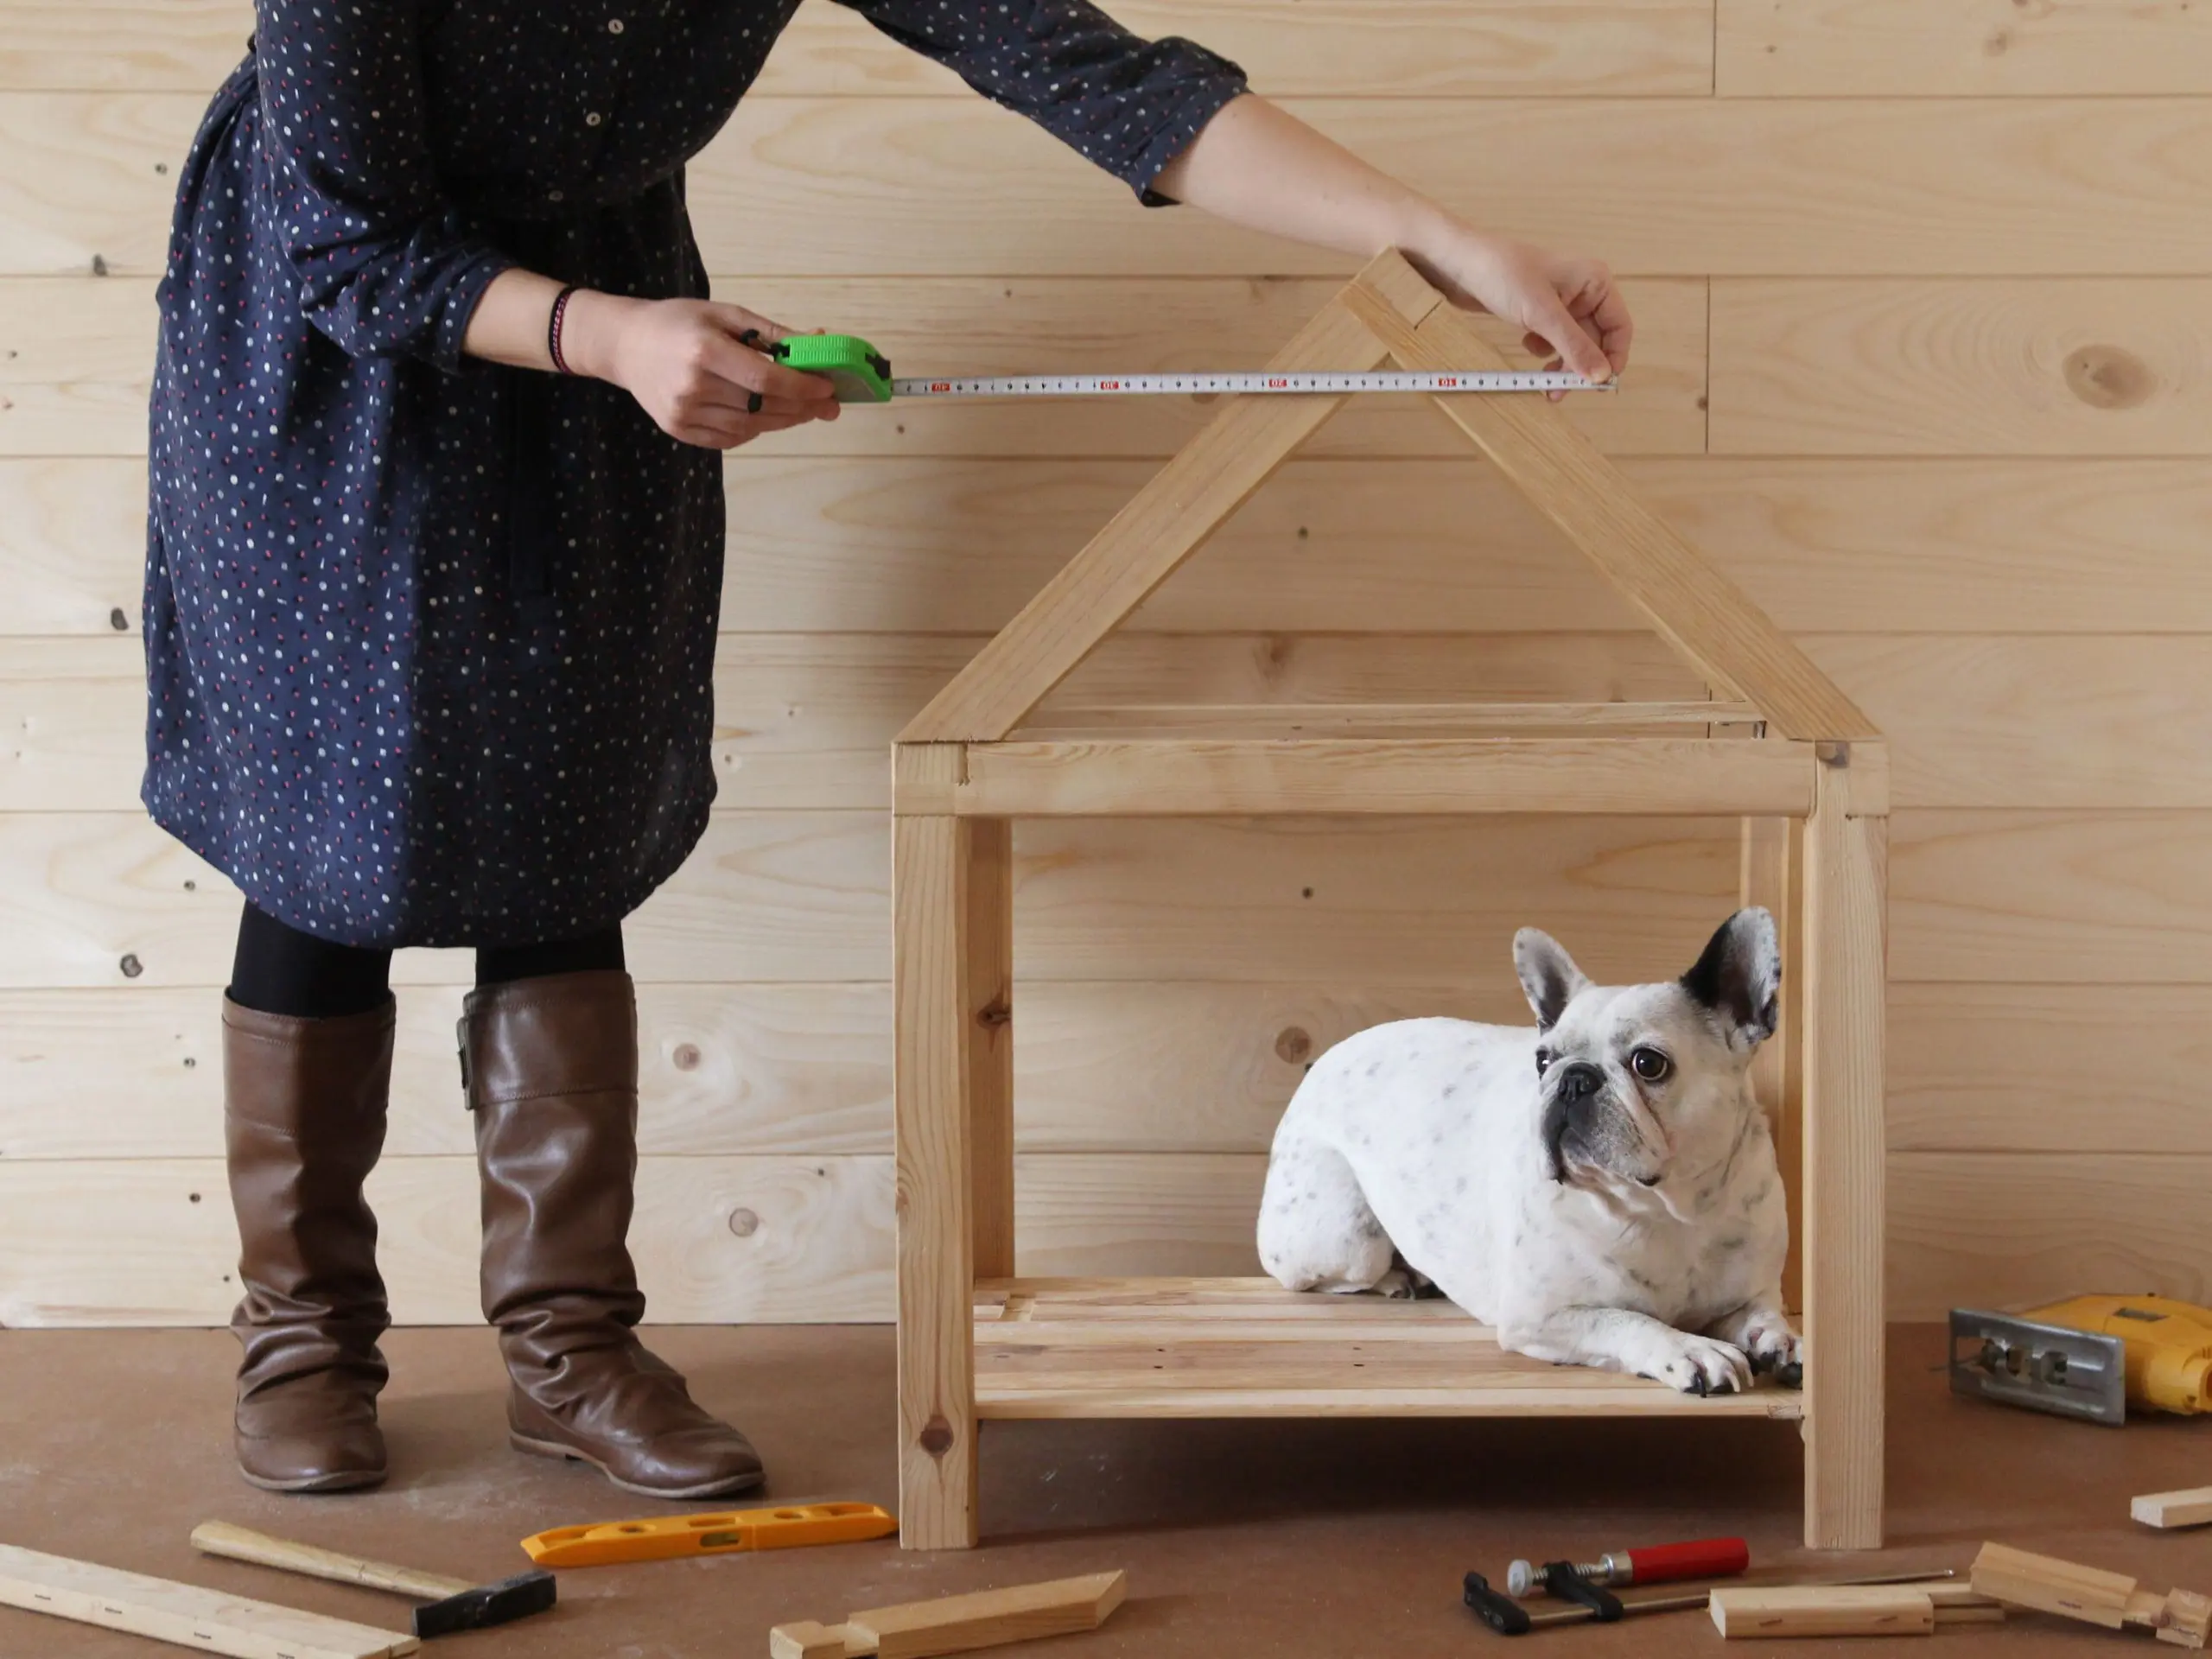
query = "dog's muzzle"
xmin=1541 ymin=1062 xmax=1606 ymax=1183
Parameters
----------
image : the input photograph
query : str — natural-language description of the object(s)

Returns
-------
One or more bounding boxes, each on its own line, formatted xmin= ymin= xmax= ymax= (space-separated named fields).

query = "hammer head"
xmin=413 ymin=1568 xmax=557 ymax=1639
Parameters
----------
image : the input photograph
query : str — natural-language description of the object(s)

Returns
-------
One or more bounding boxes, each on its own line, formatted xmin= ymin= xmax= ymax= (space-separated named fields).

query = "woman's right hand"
xmin=562 ymin=293 xmax=842 ymax=448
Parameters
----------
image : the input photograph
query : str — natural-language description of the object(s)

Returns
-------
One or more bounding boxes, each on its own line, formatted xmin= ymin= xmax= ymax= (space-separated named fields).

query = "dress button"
xmin=585 ymin=111 xmax=603 ymax=126
xmin=606 ymin=16 xmax=625 ymax=32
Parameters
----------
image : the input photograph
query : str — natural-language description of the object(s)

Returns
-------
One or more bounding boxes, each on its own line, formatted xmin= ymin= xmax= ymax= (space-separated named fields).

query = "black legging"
xmin=228 ymin=902 xmax=625 ymax=1019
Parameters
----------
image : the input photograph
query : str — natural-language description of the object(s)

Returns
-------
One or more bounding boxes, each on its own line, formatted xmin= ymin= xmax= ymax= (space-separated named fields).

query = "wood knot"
xmin=728 ymin=1207 xmax=760 ymax=1238
xmin=1274 ymin=1026 xmax=1313 ymax=1064
xmin=918 ymin=1415 xmax=956 ymax=1457
xmin=672 ymin=1042 xmax=702 ymax=1071
xmin=2063 ymin=345 xmax=2155 ymax=410
xmin=976 ymin=997 xmax=1012 ymax=1031
xmin=1983 ymin=27 xmax=2010 ymax=55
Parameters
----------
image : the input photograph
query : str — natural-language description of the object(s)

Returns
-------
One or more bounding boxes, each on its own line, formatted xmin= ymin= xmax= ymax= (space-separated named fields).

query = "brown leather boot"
xmin=462 ymin=969 xmax=765 ymax=1499
xmin=223 ymin=996 xmax=393 ymax=1493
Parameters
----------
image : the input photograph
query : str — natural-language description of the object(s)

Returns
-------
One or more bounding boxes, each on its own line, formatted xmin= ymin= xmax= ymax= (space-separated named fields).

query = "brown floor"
xmin=0 ymin=1323 xmax=2200 ymax=1657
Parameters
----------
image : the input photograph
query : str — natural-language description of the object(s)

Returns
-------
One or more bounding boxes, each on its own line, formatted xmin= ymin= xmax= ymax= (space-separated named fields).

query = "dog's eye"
xmin=1629 ymin=1046 xmax=1672 ymax=1084
xmin=1534 ymin=1047 xmax=1553 ymax=1077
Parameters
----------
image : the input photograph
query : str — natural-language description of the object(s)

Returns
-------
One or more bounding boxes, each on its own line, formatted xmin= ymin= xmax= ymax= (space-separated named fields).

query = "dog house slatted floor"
xmin=974 ymin=1278 xmax=1803 ymax=1421
xmin=890 ymin=249 xmax=1885 ymax=1553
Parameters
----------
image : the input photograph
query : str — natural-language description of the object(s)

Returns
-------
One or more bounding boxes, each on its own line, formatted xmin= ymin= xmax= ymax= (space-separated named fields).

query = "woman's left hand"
xmin=1408 ymin=226 xmax=1633 ymax=398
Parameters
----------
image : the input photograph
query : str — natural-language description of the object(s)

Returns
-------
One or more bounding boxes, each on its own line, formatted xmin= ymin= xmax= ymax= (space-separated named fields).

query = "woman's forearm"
xmin=461 ymin=268 xmax=567 ymax=371
xmin=1149 ymin=95 xmax=1452 ymax=266
xmin=455 ymin=270 xmax=840 ymax=448
xmin=457 ymin=270 xmax=660 ymax=384
xmin=1150 ymin=92 xmax=1629 ymax=384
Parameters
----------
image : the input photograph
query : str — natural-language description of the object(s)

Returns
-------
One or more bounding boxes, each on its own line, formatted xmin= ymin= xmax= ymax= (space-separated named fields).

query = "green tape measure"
xmin=771 ymin=333 xmax=1611 ymax=404
xmin=772 ymin=334 xmax=897 ymax=402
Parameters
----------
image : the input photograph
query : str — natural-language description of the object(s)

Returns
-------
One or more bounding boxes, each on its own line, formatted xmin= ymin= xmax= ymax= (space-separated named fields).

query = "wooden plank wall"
xmin=5 ymin=0 xmax=2208 ymax=1325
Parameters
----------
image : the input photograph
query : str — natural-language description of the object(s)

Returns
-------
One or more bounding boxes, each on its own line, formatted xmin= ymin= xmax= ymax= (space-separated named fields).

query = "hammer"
xmin=191 ymin=1521 xmax=556 ymax=1638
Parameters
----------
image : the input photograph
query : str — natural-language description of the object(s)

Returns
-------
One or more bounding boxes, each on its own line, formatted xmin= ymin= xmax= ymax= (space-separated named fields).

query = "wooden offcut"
xmin=1709 ymin=1586 xmax=1935 ymax=1638
xmin=2135 ymin=1486 xmax=2212 ymax=1529
xmin=1972 ymin=1541 xmax=2212 ymax=1649
xmin=0 ymin=1542 xmax=418 ymax=1659
xmin=890 ymin=246 xmax=1886 ymax=1550
xmin=769 ymin=1571 xmax=1126 ymax=1659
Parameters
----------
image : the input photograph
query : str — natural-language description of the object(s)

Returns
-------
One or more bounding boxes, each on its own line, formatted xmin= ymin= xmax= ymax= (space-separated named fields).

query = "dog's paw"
xmin=1743 ymin=1322 xmax=1804 ymax=1389
xmin=1643 ymin=1333 xmax=1753 ymax=1397
xmin=1371 ymin=1260 xmax=1442 ymax=1300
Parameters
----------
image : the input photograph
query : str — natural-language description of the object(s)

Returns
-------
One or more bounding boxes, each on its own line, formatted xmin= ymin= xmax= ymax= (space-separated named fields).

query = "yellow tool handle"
xmin=2028 ymin=1294 xmax=2212 ymax=1414
xmin=522 ymin=1502 xmax=896 ymax=1567
xmin=191 ymin=1519 xmax=473 ymax=1600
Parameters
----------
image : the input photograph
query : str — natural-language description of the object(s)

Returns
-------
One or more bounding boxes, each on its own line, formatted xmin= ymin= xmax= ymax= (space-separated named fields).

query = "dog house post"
xmin=1740 ymin=817 xmax=1805 ymax=1313
xmin=893 ymin=743 xmax=985 ymax=1548
xmin=1800 ymin=743 xmax=1888 ymax=1548
xmin=967 ymin=818 xmax=1016 ymax=1283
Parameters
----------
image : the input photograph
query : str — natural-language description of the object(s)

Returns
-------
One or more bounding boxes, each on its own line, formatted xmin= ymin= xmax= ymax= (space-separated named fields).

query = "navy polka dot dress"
xmin=145 ymin=1 xmax=1246 ymax=950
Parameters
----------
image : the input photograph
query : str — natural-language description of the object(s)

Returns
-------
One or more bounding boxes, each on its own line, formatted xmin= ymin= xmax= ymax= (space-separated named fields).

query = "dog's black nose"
xmin=1555 ymin=1061 xmax=1605 ymax=1104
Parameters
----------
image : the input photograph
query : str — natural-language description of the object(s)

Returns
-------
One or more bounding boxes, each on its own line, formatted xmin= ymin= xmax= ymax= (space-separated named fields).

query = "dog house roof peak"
xmin=897 ymin=247 xmax=1874 ymax=748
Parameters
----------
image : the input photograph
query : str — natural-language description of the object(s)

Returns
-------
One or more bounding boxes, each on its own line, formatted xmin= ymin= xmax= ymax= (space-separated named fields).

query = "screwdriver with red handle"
xmin=1505 ymin=1537 xmax=1749 ymax=1598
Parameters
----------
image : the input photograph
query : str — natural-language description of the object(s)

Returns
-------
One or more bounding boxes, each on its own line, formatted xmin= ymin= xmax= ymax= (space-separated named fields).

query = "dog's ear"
xmin=1681 ymin=907 xmax=1782 ymax=1049
xmin=1514 ymin=928 xmax=1591 ymax=1032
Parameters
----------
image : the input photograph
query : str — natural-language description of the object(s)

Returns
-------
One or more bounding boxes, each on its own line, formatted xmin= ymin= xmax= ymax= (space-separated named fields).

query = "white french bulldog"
xmin=1255 ymin=909 xmax=1799 ymax=1395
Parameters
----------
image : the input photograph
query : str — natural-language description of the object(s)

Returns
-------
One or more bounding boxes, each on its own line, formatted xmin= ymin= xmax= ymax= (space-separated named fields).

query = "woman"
xmin=149 ymin=0 xmax=1632 ymax=1501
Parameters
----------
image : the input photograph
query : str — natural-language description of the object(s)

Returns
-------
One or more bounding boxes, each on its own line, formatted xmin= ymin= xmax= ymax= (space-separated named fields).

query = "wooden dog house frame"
xmin=889 ymin=250 xmax=1885 ymax=1553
